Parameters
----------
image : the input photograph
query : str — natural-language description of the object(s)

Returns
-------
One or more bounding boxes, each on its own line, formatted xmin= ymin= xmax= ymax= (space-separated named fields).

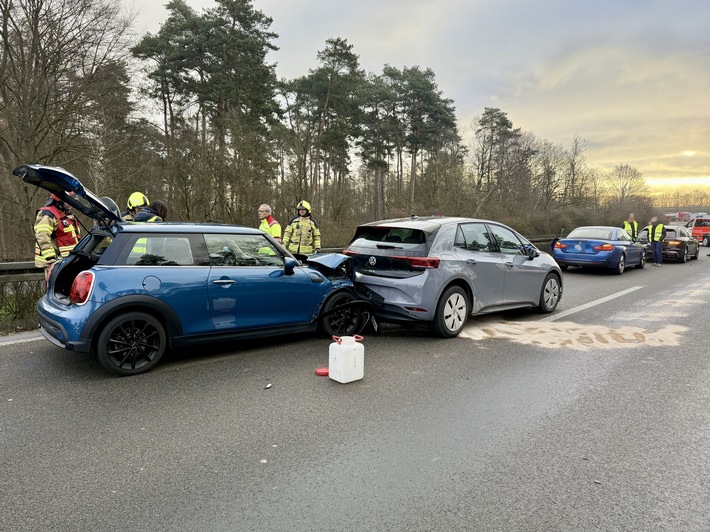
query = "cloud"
xmin=127 ymin=0 xmax=710 ymax=182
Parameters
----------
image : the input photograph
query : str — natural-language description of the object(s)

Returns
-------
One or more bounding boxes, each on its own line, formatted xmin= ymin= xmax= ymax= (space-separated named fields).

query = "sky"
xmin=125 ymin=0 xmax=710 ymax=190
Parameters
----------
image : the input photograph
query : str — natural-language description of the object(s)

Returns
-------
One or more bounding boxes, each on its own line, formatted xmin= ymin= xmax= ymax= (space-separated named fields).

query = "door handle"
xmin=505 ymin=262 xmax=514 ymax=268
xmin=212 ymin=279 xmax=235 ymax=285
xmin=466 ymin=259 xmax=477 ymax=265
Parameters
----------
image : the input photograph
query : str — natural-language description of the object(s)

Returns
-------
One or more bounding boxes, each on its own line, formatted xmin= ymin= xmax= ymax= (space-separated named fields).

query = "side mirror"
xmin=284 ymin=256 xmax=297 ymax=275
xmin=526 ymin=246 xmax=540 ymax=260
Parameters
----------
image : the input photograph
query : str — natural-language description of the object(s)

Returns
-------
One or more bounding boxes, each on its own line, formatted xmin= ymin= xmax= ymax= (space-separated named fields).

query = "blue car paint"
xmin=553 ymin=226 xmax=645 ymax=270
xmin=16 ymin=164 xmax=361 ymax=374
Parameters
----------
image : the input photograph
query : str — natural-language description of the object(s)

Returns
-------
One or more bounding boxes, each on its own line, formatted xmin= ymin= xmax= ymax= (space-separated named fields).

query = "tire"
xmin=614 ymin=254 xmax=625 ymax=275
xmin=693 ymin=245 xmax=700 ymax=260
xmin=678 ymin=246 xmax=687 ymax=263
xmin=431 ymin=286 xmax=469 ymax=338
xmin=96 ymin=312 xmax=166 ymax=376
xmin=636 ymin=252 xmax=646 ymax=269
xmin=703 ymin=235 xmax=710 ymax=247
xmin=538 ymin=273 xmax=561 ymax=314
xmin=319 ymin=291 xmax=362 ymax=337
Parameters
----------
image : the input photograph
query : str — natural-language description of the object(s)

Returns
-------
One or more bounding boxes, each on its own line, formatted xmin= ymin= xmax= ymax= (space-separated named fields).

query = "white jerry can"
xmin=328 ymin=335 xmax=364 ymax=384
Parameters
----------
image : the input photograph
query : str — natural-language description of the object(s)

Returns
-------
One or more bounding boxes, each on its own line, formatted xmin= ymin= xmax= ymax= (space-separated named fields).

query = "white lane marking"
xmin=541 ymin=285 xmax=645 ymax=322
xmin=0 ymin=335 xmax=43 ymax=347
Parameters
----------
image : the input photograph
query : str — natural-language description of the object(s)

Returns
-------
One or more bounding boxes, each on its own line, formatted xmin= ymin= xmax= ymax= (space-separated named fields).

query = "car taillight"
xmin=667 ymin=240 xmax=681 ymax=246
xmin=342 ymin=250 xmax=357 ymax=256
xmin=69 ymin=271 xmax=95 ymax=305
xmin=593 ymin=244 xmax=614 ymax=251
xmin=554 ymin=242 xmax=567 ymax=249
xmin=392 ymin=256 xmax=440 ymax=269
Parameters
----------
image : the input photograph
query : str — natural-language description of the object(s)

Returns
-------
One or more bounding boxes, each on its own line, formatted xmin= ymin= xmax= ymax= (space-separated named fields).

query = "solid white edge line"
xmin=541 ymin=285 xmax=645 ymax=322
xmin=0 ymin=335 xmax=43 ymax=347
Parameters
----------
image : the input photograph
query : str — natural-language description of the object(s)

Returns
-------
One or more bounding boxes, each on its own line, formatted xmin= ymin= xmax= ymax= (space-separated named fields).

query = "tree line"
xmin=0 ymin=0 xmax=681 ymax=260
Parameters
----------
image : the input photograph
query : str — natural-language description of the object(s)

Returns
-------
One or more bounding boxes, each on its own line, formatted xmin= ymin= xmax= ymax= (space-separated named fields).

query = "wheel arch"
xmin=439 ymin=278 xmax=474 ymax=315
xmin=80 ymin=296 xmax=182 ymax=352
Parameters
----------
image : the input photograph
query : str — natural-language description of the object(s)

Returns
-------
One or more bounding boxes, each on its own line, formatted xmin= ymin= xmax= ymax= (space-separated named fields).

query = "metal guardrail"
xmin=0 ymin=237 xmax=555 ymax=283
xmin=0 ymin=262 xmax=43 ymax=282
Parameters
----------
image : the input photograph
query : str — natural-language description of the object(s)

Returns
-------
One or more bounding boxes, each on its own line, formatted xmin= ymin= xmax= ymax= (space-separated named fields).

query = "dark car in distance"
xmin=638 ymin=225 xmax=700 ymax=263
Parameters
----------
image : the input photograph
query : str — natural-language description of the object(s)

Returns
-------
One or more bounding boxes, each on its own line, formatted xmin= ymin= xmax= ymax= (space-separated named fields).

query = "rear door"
xmin=205 ymin=233 xmax=313 ymax=330
xmin=452 ymin=222 xmax=504 ymax=310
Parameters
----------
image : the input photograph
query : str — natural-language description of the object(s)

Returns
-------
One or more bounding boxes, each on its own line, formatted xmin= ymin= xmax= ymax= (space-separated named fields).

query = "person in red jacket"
xmin=34 ymin=195 xmax=81 ymax=281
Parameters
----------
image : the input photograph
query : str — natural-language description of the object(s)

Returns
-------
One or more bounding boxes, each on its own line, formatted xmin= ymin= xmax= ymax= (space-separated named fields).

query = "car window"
xmin=120 ymin=235 xmax=196 ymax=266
xmin=567 ymin=228 xmax=613 ymax=240
xmin=349 ymin=227 xmax=428 ymax=251
xmin=204 ymin=233 xmax=284 ymax=267
xmin=455 ymin=223 xmax=495 ymax=252
xmin=488 ymin=224 xmax=524 ymax=255
xmin=616 ymin=229 xmax=632 ymax=242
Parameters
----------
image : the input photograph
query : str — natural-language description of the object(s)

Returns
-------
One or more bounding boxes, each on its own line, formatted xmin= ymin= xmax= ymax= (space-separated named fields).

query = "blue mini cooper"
xmin=14 ymin=164 xmax=366 ymax=376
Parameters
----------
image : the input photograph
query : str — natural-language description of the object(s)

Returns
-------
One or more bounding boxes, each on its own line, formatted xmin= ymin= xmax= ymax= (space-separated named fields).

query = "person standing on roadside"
xmin=622 ymin=212 xmax=639 ymax=241
xmin=646 ymin=216 xmax=666 ymax=266
xmin=282 ymin=200 xmax=321 ymax=257
xmin=34 ymin=194 xmax=81 ymax=282
xmin=257 ymin=204 xmax=281 ymax=244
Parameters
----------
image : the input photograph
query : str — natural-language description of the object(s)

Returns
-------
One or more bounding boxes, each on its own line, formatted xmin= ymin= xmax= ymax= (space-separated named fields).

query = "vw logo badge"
xmin=368 ymin=256 xmax=377 ymax=266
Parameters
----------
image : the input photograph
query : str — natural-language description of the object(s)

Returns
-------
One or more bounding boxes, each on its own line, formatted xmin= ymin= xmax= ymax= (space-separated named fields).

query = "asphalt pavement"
xmin=1 ymin=257 xmax=709 ymax=531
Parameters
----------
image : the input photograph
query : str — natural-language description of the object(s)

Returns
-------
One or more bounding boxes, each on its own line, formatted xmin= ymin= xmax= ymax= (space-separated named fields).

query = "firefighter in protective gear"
xmin=282 ymin=200 xmax=321 ymax=255
xmin=121 ymin=191 xmax=150 ymax=222
xmin=257 ymin=204 xmax=282 ymax=243
xmin=34 ymin=195 xmax=81 ymax=281
xmin=622 ymin=213 xmax=639 ymax=241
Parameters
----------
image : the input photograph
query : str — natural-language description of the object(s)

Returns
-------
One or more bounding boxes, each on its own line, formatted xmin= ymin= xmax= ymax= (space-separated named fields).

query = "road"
xmin=2 ymin=259 xmax=710 ymax=531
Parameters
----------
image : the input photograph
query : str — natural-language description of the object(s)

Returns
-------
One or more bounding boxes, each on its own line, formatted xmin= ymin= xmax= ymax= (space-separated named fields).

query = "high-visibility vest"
xmin=259 ymin=216 xmax=282 ymax=242
xmin=647 ymin=223 xmax=665 ymax=242
xmin=622 ymin=220 xmax=638 ymax=240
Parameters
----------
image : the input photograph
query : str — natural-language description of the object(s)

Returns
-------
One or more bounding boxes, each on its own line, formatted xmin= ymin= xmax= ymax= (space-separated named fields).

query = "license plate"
xmin=575 ymin=244 xmax=582 ymax=251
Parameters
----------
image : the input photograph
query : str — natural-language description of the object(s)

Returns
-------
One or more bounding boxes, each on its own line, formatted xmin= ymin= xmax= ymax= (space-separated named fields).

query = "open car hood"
xmin=13 ymin=164 xmax=121 ymax=227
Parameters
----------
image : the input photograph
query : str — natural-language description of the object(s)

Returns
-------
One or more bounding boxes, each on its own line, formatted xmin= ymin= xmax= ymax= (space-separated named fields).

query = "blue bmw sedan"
xmin=552 ymin=226 xmax=646 ymax=274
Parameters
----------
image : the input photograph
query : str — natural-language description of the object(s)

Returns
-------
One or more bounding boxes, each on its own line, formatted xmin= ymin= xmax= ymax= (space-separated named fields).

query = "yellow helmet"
xmin=127 ymin=192 xmax=149 ymax=211
xmin=296 ymin=200 xmax=311 ymax=213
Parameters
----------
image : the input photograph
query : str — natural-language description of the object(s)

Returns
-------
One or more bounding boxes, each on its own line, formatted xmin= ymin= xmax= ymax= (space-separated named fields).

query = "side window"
xmin=123 ymin=235 xmax=195 ymax=266
xmin=616 ymin=230 xmax=631 ymax=242
xmin=487 ymin=225 xmax=524 ymax=255
xmin=204 ymin=234 xmax=284 ymax=267
xmin=455 ymin=223 xmax=495 ymax=252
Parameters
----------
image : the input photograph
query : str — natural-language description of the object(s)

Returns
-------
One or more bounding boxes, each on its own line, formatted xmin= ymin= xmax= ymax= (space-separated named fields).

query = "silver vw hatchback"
xmin=344 ymin=216 xmax=563 ymax=337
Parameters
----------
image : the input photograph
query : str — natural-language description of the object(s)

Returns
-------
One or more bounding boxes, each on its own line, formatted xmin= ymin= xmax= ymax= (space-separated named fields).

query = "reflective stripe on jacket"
xmin=282 ymin=216 xmax=321 ymax=255
xmin=34 ymin=204 xmax=80 ymax=268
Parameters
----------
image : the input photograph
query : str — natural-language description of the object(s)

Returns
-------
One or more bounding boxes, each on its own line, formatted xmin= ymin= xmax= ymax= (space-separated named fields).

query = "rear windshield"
xmin=567 ymin=228 xmax=613 ymax=240
xmin=349 ymin=227 xmax=428 ymax=251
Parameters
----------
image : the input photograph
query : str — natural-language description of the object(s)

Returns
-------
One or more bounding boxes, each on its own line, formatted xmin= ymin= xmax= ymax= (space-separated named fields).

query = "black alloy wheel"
xmin=96 ymin=312 xmax=167 ymax=376
xmin=636 ymin=252 xmax=646 ymax=269
xmin=319 ymin=291 xmax=362 ymax=337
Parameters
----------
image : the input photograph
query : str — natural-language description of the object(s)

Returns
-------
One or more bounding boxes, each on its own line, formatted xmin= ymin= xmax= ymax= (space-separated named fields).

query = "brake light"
xmin=667 ymin=240 xmax=680 ymax=246
xmin=342 ymin=250 xmax=358 ymax=256
xmin=69 ymin=271 xmax=95 ymax=305
xmin=392 ymin=256 xmax=440 ymax=269
xmin=554 ymin=242 xmax=567 ymax=249
xmin=593 ymin=244 xmax=614 ymax=251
